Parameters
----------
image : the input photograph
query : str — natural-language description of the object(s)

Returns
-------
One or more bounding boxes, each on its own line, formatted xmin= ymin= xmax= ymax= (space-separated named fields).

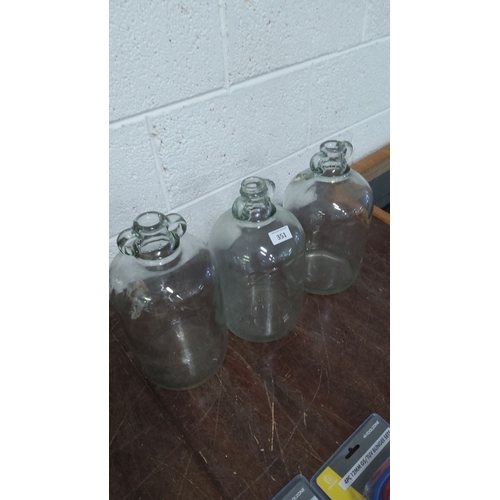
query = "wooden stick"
xmin=372 ymin=206 xmax=390 ymax=225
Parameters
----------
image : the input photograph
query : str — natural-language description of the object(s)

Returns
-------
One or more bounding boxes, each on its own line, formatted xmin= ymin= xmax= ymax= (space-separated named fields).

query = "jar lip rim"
xmin=320 ymin=139 xmax=352 ymax=152
xmin=133 ymin=211 xmax=165 ymax=232
xmin=240 ymin=176 xmax=273 ymax=198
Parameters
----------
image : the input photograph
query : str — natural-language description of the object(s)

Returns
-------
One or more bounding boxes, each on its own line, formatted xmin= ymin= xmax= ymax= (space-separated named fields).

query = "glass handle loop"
xmin=264 ymin=179 xmax=275 ymax=199
xmin=310 ymin=152 xmax=325 ymax=172
xmin=166 ymin=213 xmax=187 ymax=239
xmin=117 ymin=228 xmax=139 ymax=256
xmin=344 ymin=141 xmax=353 ymax=161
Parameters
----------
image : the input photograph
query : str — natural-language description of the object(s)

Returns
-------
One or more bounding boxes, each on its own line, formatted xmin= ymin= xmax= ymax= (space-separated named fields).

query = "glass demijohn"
xmin=109 ymin=212 xmax=228 ymax=390
xmin=208 ymin=177 xmax=306 ymax=342
xmin=284 ymin=140 xmax=374 ymax=294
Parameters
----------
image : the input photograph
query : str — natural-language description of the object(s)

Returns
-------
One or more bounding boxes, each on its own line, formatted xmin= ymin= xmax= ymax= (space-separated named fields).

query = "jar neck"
xmin=117 ymin=212 xmax=187 ymax=260
xmin=232 ymin=177 xmax=277 ymax=223
xmin=134 ymin=244 xmax=183 ymax=269
xmin=310 ymin=140 xmax=352 ymax=177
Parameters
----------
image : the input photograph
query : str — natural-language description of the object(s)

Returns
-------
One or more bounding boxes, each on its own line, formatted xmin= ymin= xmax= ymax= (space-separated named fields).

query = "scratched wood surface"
xmin=109 ymin=217 xmax=390 ymax=500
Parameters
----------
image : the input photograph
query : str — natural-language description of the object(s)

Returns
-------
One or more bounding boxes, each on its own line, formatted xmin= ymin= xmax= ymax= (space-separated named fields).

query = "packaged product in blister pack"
xmin=270 ymin=414 xmax=390 ymax=500
xmin=362 ymin=457 xmax=389 ymax=500
xmin=311 ymin=413 xmax=390 ymax=500
xmin=271 ymin=474 xmax=320 ymax=500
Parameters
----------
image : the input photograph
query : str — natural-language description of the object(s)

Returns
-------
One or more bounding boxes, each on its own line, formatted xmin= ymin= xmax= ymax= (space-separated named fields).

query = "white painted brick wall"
xmin=109 ymin=0 xmax=390 ymax=263
xmin=110 ymin=0 xmax=225 ymax=120
xmin=226 ymin=0 xmax=367 ymax=83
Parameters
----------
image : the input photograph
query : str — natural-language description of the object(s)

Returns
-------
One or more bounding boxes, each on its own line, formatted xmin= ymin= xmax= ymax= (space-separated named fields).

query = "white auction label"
xmin=268 ymin=225 xmax=293 ymax=245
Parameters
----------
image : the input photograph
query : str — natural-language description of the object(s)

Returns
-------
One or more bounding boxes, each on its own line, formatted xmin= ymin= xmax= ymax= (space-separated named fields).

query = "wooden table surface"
xmin=109 ymin=216 xmax=390 ymax=500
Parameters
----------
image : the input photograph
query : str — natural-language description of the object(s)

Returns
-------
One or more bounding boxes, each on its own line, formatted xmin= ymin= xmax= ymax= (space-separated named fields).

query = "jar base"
xmin=228 ymin=326 xmax=290 ymax=343
xmin=305 ymin=251 xmax=359 ymax=295
xmin=142 ymin=356 xmax=225 ymax=391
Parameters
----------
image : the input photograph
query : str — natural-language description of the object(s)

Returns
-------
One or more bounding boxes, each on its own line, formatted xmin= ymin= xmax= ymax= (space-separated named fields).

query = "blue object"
xmin=370 ymin=465 xmax=390 ymax=500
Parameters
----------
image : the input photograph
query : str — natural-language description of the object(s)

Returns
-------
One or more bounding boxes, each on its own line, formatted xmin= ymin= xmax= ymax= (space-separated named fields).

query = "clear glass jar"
xmin=284 ymin=140 xmax=374 ymax=295
xmin=208 ymin=177 xmax=306 ymax=342
xmin=109 ymin=211 xmax=228 ymax=390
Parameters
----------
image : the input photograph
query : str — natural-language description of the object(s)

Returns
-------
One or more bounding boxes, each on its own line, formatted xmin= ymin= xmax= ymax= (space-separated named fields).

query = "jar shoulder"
xmin=208 ymin=206 xmax=306 ymax=258
xmin=110 ymin=233 xmax=216 ymax=296
xmin=284 ymin=170 xmax=373 ymax=212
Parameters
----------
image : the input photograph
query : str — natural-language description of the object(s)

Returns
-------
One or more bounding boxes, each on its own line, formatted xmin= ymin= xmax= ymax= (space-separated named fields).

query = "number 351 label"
xmin=268 ymin=225 xmax=293 ymax=245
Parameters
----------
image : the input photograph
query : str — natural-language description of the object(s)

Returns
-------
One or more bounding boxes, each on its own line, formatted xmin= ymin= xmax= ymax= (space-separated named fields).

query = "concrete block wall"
xmin=109 ymin=0 xmax=390 ymax=262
